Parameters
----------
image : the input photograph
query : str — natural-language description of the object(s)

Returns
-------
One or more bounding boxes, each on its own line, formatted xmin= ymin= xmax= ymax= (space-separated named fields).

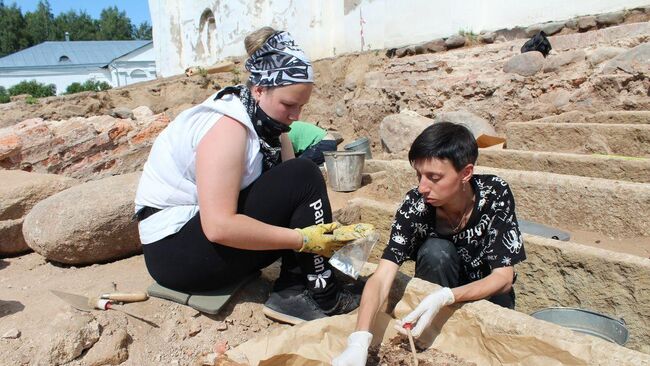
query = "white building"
xmin=0 ymin=40 xmax=156 ymax=94
xmin=149 ymin=0 xmax=649 ymax=77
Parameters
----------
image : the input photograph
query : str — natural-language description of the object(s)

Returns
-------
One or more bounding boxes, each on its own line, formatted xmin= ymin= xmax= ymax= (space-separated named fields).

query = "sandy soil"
xmin=563 ymin=229 xmax=650 ymax=259
xmin=0 ymin=253 xmax=289 ymax=365
xmin=367 ymin=336 xmax=476 ymax=366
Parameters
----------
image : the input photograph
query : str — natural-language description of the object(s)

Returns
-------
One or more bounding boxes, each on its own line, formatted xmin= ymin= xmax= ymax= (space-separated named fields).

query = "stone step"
xmin=519 ymin=110 xmax=650 ymax=124
xmin=334 ymin=197 xmax=650 ymax=353
xmin=549 ymin=21 xmax=650 ymax=52
xmin=363 ymin=160 xmax=650 ymax=238
xmin=478 ymin=166 xmax=650 ymax=239
xmin=506 ymin=122 xmax=650 ymax=157
xmin=477 ymin=149 xmax=650 ymax=183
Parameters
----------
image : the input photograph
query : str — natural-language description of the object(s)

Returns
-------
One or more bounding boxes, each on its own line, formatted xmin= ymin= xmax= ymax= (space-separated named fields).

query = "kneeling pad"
xmin=147 ymin=270 xmax=260 ymax=314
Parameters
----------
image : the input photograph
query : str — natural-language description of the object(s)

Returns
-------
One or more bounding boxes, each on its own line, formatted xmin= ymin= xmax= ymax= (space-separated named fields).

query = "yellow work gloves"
xmin=296 ymin=222 xmax=375 ymax=257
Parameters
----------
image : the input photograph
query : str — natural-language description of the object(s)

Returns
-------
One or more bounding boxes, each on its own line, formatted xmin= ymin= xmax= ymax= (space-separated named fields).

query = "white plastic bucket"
xmin=323 ymin=151 xmax=366 ymax=192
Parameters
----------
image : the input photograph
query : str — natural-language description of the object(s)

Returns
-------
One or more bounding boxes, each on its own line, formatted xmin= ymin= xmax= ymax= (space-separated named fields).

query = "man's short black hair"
xmin=408 ymin=122 xmax=478 ymax=171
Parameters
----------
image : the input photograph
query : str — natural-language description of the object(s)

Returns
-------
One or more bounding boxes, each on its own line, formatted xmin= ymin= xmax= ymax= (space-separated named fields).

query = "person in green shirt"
xmin=288 ymin=121 xmax=337 ymax=165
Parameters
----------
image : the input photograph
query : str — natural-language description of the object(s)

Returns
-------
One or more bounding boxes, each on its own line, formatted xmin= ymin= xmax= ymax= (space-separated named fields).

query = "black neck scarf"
xmin=215 ymin=86 xmax=289 ymax=171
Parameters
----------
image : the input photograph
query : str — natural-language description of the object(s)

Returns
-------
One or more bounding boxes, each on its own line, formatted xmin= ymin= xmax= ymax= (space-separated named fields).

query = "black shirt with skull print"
xmin=382 ymin=174 xmax=526 ymax=285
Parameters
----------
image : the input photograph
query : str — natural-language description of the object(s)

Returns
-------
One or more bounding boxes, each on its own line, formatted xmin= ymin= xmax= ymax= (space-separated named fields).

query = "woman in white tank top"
xmin=134 ymin=27 xmax=373 ymax=324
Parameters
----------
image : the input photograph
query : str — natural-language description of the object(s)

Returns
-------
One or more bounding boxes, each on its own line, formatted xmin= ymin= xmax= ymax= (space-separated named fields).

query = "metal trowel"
xmin=51 ymin=290 xmax=158 ymax=327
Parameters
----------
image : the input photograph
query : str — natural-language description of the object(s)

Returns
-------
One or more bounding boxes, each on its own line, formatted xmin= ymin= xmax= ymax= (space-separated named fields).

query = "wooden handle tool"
xmin=100 ymin=292 xmax=149 ymax=302
xmin=403 ymin=323 xmax=419 ymax=366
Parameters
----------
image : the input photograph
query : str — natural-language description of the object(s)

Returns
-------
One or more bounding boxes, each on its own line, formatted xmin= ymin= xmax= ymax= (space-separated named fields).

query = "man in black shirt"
xmin=333 ymin=122 xmax=526 ymax=366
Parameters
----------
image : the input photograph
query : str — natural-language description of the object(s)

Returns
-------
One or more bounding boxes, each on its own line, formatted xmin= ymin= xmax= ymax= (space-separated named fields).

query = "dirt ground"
xmin=367 ymin=336 xmax=476 ymax=366
xmin=0 ymin=253 xmax=291 ymax=365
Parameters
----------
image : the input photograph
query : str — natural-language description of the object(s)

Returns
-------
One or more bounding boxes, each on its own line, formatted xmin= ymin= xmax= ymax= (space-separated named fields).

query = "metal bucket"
xmin=344 ymin=137 xmax=372 ymax=160
xmin=530 ymin=307 xmax=629 ymax=345
xmin=323 ymin=151 xmax=366 ymax=192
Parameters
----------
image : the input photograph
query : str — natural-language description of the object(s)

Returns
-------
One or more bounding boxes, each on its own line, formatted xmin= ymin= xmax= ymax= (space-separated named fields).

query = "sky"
xmin=14 ymin=0 xmax=152 ymax=26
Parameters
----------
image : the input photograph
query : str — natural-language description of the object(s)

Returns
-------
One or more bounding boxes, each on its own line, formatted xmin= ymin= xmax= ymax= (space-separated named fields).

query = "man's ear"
xmin=461 ymin=164 xmax=474 ymax=183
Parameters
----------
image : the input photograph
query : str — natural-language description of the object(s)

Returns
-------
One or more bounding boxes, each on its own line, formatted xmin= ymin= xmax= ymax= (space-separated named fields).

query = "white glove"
xmin=395 ymin=287 xmax=455 ymax=338
xmin=332 ymin=331 xmax=373 ymax=366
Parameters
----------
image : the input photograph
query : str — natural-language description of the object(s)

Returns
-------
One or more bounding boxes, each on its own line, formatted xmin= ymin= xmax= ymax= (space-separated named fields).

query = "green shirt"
xmin=288 ymin=121 xmax=327 ymax=154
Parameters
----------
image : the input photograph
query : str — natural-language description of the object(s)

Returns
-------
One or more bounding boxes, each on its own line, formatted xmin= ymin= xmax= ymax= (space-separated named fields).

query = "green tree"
xmin=65 ymin=79 xmax=111 ymax=94
xmin=8 ymin=79 xmax=56 ymax=98
xmin=24 ymin=0 xmax=56 ymax=44
xmin=0 ymin=86 xmax=10 ymax=103
xmin=97 ymin=6 xmax=133 ymax=40
xmin=53 ymin=10 xmax=99 ymax=41
xmin=0 ymin=2 xmax=29 ymax=57
xmin=133 ymin=21 xmax=152 ymax=40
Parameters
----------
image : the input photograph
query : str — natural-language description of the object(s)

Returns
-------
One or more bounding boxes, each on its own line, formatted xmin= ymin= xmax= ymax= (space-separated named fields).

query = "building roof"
xmin=0 ymin=41 xmax=152 ymax=68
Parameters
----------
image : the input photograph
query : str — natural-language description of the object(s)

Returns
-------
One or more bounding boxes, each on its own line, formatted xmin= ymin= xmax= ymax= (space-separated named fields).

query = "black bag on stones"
xmin=521 ymin=31 xmax=552 ymax=57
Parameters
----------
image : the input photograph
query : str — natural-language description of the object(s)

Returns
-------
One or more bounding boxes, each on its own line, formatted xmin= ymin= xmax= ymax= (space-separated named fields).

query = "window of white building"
xmin=197 ymin=9 xmax=216 ymax=59
xmin=130 ymin=69 xmax=148 ymax=79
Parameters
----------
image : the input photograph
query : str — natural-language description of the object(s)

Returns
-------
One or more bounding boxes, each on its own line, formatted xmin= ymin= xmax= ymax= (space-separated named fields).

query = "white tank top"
xmin=134 ymin=91 xmax=263 ymax=244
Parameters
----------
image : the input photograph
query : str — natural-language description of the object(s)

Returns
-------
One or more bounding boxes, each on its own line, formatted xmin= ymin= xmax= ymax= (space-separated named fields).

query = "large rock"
xmin=445 ymin=35 xmax=466 ymax=49
xmin=525 ymin=21 xmax=565 ymax=36
xmin=132 ymin=106 xmax=154 ymax=121
xmin=81 ymin=315 xmax=130 ymax=366
xmin=478 ymin=31 xmax=496 ymax=44
xmin=109 ymin=107 xmax=133 ymax=120
xmin=395 ymin=46 xmax=415 ymax=58
xmin=564 ymin=19 xmax=578 ymax=30
xmin=503 ymin=51 xmax=545 ymax=76
xmin=537 ymin=89 xmax=571 ymax=108
xmin=577 ymin=15 xmax=597 ymax=31
xmin=433 ymin=111 xmax=497 ymax=138
xmin=595 ymin=11 xmax=625 ymax=26
xmin=422 ymin=38 xmax=446 ymax=53
xmin=587 ymin=46 xmax=626 ymax=66
xmin=379 ymin=111 xmax=433 ymax=153
xmin=0 ymin=170 xmax=78 ymax=255
xmin=0 ymin=170 xmax=78 ymax=221
xmin=0 ymin=219 xmax=27 ymax=256
xmin=36 ymin=311 xmax=100 ymax=365
xmin=601 ymin=42 xmax=650 ymax=74
xmin=23 ymin=172 xmax=141 ymax=264
xmin=542 ymin=50 xmax=586 ymax=73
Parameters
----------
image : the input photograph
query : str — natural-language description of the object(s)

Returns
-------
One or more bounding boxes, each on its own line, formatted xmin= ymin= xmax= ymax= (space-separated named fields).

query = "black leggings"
xmin=143 ymin=159 xmax=339 ymax=301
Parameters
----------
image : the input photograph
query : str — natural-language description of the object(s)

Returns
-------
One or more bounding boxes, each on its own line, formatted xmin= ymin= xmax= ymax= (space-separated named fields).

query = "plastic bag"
xmin=521 ymin=31 xmax=552 ymax=57
xmin=329 ymin=232 xmax=380 ymax=279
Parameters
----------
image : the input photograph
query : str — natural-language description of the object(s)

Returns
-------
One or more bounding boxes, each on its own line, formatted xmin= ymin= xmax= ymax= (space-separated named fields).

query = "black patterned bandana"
xmin=245 ymin=31 xmax=314 ymax=87
xmin=214 ymin=86 xmax=284 ymax=171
